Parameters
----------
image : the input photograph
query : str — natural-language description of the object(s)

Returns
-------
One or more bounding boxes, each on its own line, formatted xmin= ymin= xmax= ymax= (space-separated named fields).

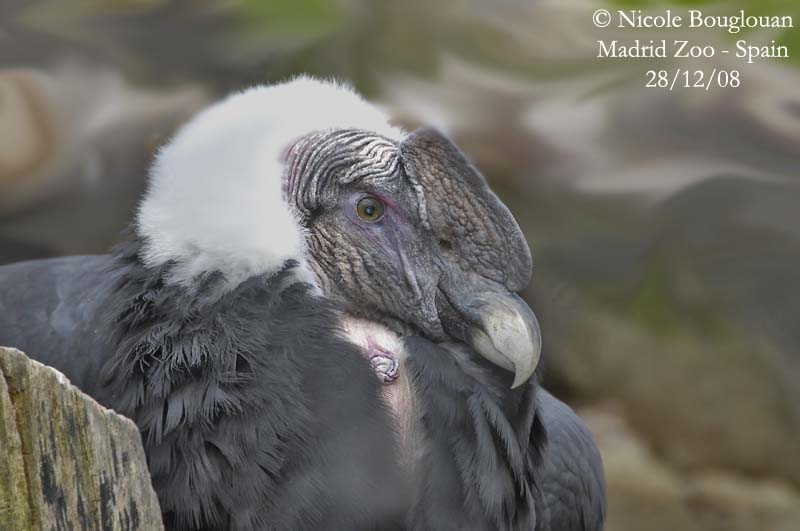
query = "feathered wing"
xmin=535 ymin=390 xmax=607 ymax=531
xmin=0 ymin=246 xmax=411 ymax=530
xmin=0 ymin=255 xmax=112 ymax=393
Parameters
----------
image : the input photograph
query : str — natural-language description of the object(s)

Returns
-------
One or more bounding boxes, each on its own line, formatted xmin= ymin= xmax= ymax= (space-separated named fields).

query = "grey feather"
xmin=535 ymin=390 xmax=607 ymax=531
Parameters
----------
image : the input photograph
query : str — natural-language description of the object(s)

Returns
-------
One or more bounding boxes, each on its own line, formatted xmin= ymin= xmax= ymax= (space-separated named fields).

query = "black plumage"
xmin=2 ymin=242 xmax=408 ymax=530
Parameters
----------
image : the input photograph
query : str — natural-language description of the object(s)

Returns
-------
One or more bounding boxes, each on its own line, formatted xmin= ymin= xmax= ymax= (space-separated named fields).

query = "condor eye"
xmin=356 ymin=196 xmax=385 ymax=222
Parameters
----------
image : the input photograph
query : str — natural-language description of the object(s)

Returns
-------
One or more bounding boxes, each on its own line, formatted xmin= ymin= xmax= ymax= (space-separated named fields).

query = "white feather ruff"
xmin=136 ymin=75 xmax=404 ymax=287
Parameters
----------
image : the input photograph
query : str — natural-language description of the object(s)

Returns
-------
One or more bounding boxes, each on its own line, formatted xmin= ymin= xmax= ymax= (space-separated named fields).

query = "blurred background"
xmin=0 ymin=1 xmax=798 ymax=529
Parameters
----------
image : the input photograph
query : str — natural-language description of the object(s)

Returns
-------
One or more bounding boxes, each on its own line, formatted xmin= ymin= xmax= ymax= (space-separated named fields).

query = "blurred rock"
xmin=686 ymin=472 xmax=800 ymax=531
xmin=0 ymin=346 xmax=162 ymax=530
xmin=0 ymin=62 xmax=208 ymax=262
xmin=380 ymin=2 xmax=800 ymax=198
xmin=532 ymin=176 xmax=800 ymax=486
xmin=582 ymin=406 xmax=697 ymax=531
xmin=583 ymin=406 xmax=800 ymax=531
xmin=539 ymin=288 xmax=800 ymax=483
xmin=0 ymin=69 xmax=54 ymax=201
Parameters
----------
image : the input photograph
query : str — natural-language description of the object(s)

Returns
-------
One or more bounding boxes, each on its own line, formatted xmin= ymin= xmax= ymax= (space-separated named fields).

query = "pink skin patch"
xmin=367 ymin=340 xmax=399 ymax=384
xmin=339 ymin=316 xmax=403 ymax=385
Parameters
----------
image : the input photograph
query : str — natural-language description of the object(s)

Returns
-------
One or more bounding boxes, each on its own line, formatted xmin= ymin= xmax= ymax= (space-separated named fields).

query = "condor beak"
xmin=462 ymin=291 xmax=541 ymax=388
xmin=438 ymin=277 xmax=541 ymax=388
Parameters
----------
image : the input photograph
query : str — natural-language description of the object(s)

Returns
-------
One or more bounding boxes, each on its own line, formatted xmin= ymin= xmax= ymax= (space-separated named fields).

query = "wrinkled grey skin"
xmin=286 ymin=127 xmax=540 ymax=386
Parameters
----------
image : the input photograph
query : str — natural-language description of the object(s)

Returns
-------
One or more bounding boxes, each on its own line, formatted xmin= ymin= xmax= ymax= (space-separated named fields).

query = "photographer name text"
xmin=605 ymin=9 xmax=792 ymax=34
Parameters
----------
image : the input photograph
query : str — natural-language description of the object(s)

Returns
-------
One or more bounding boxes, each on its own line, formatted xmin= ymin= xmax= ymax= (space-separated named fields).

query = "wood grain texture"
xmin=0 ymin=346 xmax=162 ymax=531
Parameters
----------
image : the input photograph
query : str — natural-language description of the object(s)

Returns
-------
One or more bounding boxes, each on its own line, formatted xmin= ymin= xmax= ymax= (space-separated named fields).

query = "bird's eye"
xmin=356 ymin=196 xmax=385 ymax=222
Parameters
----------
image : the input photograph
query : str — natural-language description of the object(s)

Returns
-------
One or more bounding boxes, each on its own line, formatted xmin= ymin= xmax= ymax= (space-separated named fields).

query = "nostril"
xmin=438 ymin=239 xmax=453 ymax=251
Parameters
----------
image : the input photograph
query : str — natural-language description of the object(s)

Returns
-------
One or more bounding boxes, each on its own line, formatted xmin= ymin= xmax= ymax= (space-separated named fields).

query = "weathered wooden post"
xmin=0 ymin=347 xmax=163 ymax=531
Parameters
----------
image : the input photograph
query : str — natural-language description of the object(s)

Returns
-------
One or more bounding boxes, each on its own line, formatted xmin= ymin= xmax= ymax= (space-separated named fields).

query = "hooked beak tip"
xmin=465 ymin=293 xmax=542 ymax=388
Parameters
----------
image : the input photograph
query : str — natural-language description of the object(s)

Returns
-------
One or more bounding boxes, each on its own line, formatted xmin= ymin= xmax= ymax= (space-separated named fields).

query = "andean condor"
xmin=0 ymin=77 xmax=606 ymax=531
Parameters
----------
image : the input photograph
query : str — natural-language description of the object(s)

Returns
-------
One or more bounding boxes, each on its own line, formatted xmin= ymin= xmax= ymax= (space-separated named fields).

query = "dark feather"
xmin=0 ymin=241 xmax=410 ymax=530
xmin=403 ymin=337 xmax=546 ymax=530
xmin=95 ymin=239 xmax=409 ymax=530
